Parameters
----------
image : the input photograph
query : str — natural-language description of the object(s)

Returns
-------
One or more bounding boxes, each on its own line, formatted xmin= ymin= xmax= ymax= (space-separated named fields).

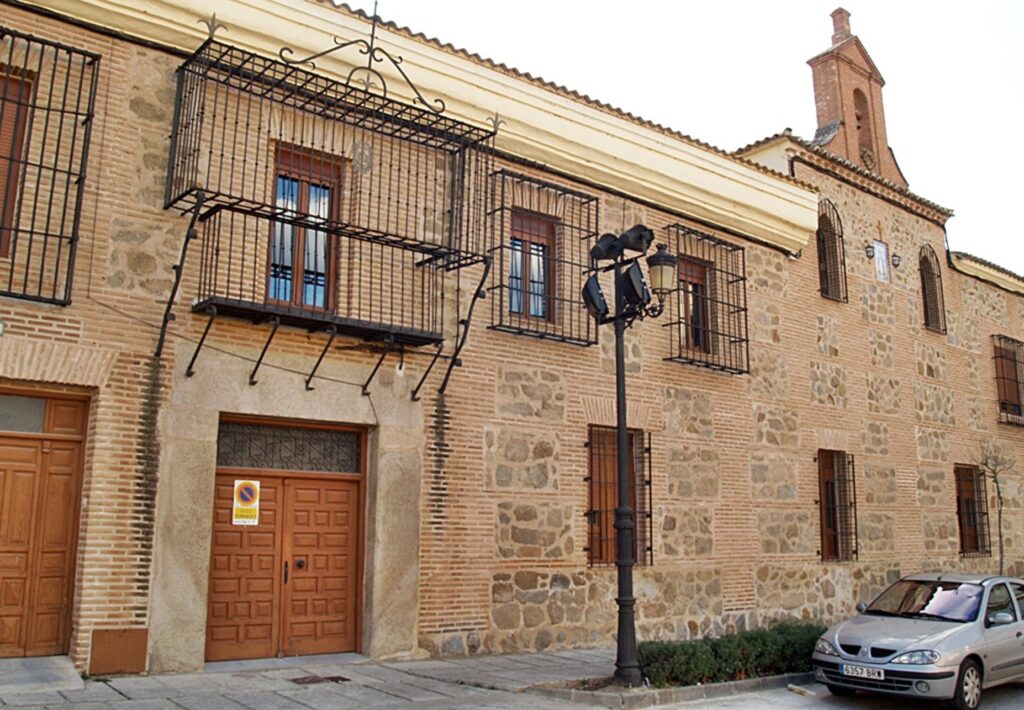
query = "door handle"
xmin=295 ymin=558 xmax=306 ymax=570
xmin=284 ymin=561 xmax=289 ymax=584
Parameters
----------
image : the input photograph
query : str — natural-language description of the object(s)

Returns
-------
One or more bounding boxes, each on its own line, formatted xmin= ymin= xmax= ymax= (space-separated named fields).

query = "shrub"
xmin=637 ymin=621 xmax=826 ymax=688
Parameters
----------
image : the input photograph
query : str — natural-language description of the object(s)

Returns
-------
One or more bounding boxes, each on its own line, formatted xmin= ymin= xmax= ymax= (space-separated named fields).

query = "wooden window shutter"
xmin=0 ymin=72 xmax=32 ymax=257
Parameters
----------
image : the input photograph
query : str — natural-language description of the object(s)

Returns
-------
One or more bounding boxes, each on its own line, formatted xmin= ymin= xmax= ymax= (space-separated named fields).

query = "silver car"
xmin=812 ymin=573 xmax=1024 ymax=709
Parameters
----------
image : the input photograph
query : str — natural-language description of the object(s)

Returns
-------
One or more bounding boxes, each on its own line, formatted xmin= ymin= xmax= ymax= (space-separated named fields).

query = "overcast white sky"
xmin=340 ymin=0 xmax=1024 ymax=277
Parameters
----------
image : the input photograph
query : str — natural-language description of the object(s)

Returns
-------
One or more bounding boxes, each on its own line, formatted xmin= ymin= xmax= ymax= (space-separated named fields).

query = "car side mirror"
xmin=855 ymin=601 xmax=868 ymax=613
xmin=987 ymin=611 xmax=1014 ymax=627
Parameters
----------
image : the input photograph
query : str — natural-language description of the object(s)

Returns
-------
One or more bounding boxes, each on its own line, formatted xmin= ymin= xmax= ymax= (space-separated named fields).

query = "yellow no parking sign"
xmin=232 ymin=480 xmax=260 ymax=526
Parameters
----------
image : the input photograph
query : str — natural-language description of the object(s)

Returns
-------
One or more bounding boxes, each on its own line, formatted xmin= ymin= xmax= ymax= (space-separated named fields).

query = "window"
xmin=816 ymin=199 xmax=847 ymax=301
xmin=678 ymin=257 xmax=711 ymax=353
xmin=586 ymin=426 xmax=651 ymax=567
xmin=488 ymin=170 xmax=599 ymax=346
xmin=1011 ymin=583 xmax=1024 ymax=617
xmin=954 ymin=465 xmax=990 ymax=557
xmin=665 ymin=225 xmax=749 ymax=374
xmin=818 ymin=450 xmax=857 ymax=562
xmin=993 ymin=335 xmax=1024 ymax=426
xmin=508 ymin=212 xmax=554 ymax=320
xmin=267 ymin=146 xmax=341 ymax=310
xmin=853 ymin=88 xmax=876 ymax=170
xmin=0 ymin=31 xmax=98 ymax=305
xmin=919 ymin=245 xmax=946 ymax=333
xmin=0 ymin=69 xmax=31 ymax=259
xmin=872 ymin=240 xmax=890 ymax=282
xmin=985 ymin=583 xmax=1018 ymax=625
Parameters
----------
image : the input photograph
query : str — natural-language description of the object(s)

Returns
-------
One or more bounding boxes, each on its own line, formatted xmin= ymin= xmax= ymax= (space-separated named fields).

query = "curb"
xmin=527 ymin=671 xmax=816 ymax=708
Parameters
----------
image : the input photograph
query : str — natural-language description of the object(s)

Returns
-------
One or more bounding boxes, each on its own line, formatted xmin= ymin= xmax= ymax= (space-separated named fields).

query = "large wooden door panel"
xmin=205 ymin=476 xmax=282 ymax=662
xmin=282 ymin=480 xmax=358 ymax=656
xmin=0 ymin=440 xmax=42 ymax=657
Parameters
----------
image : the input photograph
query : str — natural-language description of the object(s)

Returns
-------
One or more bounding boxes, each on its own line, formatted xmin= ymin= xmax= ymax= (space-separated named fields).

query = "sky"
xmin=338 ymin=0 xmax=1024 ymax=277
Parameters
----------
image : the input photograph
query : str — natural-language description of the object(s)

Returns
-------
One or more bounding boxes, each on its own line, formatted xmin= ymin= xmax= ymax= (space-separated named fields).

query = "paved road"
xmin=668 ymin=680 xmax=1024 ymax=709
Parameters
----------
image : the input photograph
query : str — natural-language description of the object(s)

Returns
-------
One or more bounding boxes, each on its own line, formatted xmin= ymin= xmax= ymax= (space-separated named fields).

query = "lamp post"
xmin=582 ymin=227 xmax=676 ymax=687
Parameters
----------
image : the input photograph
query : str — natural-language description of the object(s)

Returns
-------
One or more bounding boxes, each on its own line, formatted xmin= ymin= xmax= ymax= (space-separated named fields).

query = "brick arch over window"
xmin=817 ymin=199 xmax=847 ymax=302
xmin=920 ymin=245 xmax=946 ymax=333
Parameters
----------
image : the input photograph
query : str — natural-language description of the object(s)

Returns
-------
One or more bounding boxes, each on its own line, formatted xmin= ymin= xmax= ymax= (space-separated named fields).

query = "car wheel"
xmin=949 ymin=658 xmax=983 ymax=710
xmin=825 ymin=683 xmax=856 ymax=697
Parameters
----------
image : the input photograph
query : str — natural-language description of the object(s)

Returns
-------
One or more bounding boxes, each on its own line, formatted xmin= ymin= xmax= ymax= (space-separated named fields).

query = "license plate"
xmin=841 ymin=664 xmax=884 ymax=680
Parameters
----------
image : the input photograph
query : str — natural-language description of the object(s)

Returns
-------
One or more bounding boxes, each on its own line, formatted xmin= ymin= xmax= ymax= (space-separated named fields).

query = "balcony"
xmin=165 ymin=39 xmax=494 ymax=344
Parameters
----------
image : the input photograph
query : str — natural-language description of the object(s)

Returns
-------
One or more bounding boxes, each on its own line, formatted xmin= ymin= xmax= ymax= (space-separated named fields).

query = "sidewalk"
xmin=0 ymin=649 xmax=615 ymax=709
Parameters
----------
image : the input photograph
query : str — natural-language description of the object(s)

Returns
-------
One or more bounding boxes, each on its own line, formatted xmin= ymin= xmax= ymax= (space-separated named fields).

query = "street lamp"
xmin=581 ymin=226 xmax=676 ymax=687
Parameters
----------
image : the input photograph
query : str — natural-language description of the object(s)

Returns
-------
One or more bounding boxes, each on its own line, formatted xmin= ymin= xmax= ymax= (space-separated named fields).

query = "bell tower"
xmin=808 ymin=8 xmax=907 ymax=187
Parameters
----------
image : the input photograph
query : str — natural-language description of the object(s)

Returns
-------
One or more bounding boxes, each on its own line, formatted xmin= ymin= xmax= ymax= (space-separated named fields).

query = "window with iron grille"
xmin=664 ymin=225 xmax=748 ymax=374
xmin=816 ymin=199 xmax=847 ymax=302
xmin=488 ymin=170 xmax=599 ymax=345
xmin=585 ymin=426 xmax=652 ymax=567
xmin=954 ymin=465 xmax=991 ymax=557
xmin=217 ymin=420 xmax=361 ymax=473
xmin=993 ymin=335 xmax=1024 ymax=426
xmin=919 ymin=245 xmax=946 ymax=333
xmin=0 ymin=28 xmax=99 ymax=305
xmin=817 ymin=450 xmax=857 ymax=562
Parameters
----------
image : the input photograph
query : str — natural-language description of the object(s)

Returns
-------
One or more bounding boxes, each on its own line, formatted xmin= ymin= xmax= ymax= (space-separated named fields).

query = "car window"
xmin=986 ymin=583 xmax=1017 ymax=622
xmin=867 ymin=580 xmax=983 ymax=622
xmin=1010 ymin=583 xmax=1024 ymax=619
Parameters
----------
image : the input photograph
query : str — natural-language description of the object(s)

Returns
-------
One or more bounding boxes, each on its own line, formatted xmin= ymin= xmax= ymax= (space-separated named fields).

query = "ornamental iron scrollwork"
xmin=278 ymin=3 xmax=446 ymax=114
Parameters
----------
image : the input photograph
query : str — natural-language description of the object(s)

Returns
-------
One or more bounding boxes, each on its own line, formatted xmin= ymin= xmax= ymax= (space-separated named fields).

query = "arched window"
xmin=817 ymin=199 xmax=847 ymax=302
xmin=853 ymin=89 xmax=875 ymax=170
xmin=920 ymin=245 xmax=946 ymax=333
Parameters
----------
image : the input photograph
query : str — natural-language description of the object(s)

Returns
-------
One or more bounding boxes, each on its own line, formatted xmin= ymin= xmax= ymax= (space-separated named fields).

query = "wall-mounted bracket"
xmin=185 ymin=305 xmax=217 ymax=377
xmin=155 ymin=191 xmax=205 ymax=357
xmin=362 ymin=336 xmax=395 ymax=396
xmin=438 ymin=257 xmax=491 ymax=395
xmin=305 ymin=325 xmax=337 ymax=391
xmin=248 ymin=316 xmax=280 ymax=386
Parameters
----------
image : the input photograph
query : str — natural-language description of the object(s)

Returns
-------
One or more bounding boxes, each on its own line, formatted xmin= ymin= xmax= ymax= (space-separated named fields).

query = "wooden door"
xmin=818 ymin=451 xmax=839 ymax=561
xmin=206 ymin=476 xmax=283 ymax=662
xmin=0 ymin=394 xmax=85 ymax=658
xmin=281 ymin=478 xmax=358 ymax=655
xmin=206 ymin=473 xmax=360 ymax=661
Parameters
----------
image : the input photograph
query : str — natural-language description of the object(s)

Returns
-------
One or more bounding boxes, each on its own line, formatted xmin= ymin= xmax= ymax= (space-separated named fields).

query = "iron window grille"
xmin=993 ymin=335 xmax=1024 ymax=427
xmin=585 ymin=427 xmax=652 ymax=567
xmin=487 ymin=170 xmax=599 ymax=346
xmin=816 ymin=199 xmax=847 ymax=302
xmin=165 ymin=39 xmax=494 ymax=344
xmin=663 ymin=225 xmax=749 ymax=374
xmin=954 ymin=465 xmax=991 ymax=558
xmin=919 ymin=245 xmax=946 ymax=333
xmin=817 ymin=450 xmax=858 ymax=562
xmin=0 ymin=26 xmax=99 ymax=305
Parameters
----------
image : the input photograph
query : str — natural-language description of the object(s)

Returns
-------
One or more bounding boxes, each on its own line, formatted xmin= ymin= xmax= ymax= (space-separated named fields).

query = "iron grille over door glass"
xmin=993 ymin=335 xmax=1024 ymax=426
xmin=663 ymin=225 xmax=749 ymax=373
xmin=817 ymin=199 xmax=847 ymax=302
xmin=487 ymin=170 xmax=599 ymax=346
xmin=0 ymin=26 xmax=99 ymax=305
xmin=217 ymin=421 xmax=360 ymax=473
xmin=818 ymin=450 xmax=858 ymax=562
xmin=166 ymin=39 xmax=494 ymax=345
xmin=954 ymin=465 xmax=991 ymax=557
xmin=585 ymin=427 xmax=652 ymax=567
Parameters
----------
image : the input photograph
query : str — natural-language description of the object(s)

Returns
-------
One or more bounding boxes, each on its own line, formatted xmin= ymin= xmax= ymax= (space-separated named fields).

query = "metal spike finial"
xmin=198 ymin=13 xmax=229 ymax=40
xmin=486 ymin=111 xmax=507 ymax=133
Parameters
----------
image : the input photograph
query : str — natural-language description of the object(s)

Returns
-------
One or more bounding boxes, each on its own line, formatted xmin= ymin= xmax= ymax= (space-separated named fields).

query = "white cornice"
xmin=25 ymin=0 xmax=818 ymax=251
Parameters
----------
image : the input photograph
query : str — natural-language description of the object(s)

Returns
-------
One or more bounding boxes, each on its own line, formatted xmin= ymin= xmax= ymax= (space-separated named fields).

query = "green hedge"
xmin=638 ymin=622 xmax=826 ymax=687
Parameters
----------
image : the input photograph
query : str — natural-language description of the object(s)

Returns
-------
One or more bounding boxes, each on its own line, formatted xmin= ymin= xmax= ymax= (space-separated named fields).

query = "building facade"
xmin=0 ymin=0 xmax=1021 ymax=675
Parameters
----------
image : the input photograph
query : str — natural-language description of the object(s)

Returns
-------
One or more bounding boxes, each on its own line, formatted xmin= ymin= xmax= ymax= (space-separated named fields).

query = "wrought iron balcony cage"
xmin=0 ymin=26 xmax=99 ymax=305
xmin=662 ymin=225 xmax=749 ymax=374
xmin=487 ymin=169 xmax=599 ymax=346
xmin=163 ymin=35 xmax=495 ymax=348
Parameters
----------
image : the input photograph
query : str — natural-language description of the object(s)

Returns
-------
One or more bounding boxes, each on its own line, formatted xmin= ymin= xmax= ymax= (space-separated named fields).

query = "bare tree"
xmin=977 ymin=442 xmax=1018 ymax=576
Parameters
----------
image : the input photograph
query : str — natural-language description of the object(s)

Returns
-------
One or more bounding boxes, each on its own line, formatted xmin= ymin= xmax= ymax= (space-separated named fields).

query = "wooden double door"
xmin=205 ymin=471 xmax=361 ymax=661
xmin=0 ymin=394 xmax=86 ymax=658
